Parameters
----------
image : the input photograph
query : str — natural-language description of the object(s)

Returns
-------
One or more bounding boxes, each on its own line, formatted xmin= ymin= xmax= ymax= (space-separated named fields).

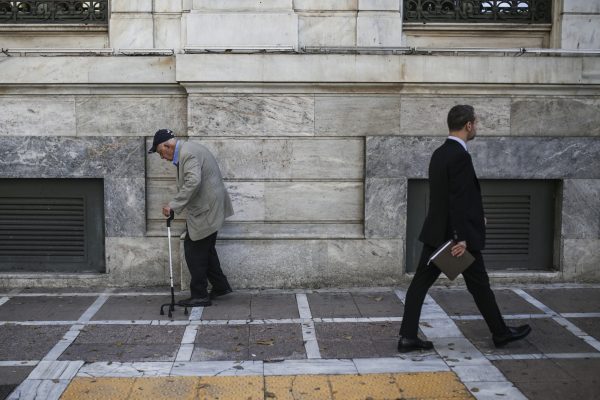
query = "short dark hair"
xmin=447 ymin=105 xmax=475 ymax=131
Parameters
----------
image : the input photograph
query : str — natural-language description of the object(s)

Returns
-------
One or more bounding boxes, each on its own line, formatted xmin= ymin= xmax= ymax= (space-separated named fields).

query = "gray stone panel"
xmin=366 ymin=136 xmax=437 ymax=178
xmin=0 ymin=96 xmax=76 ymax=136
xmin=105 ymin=237 xmax=181 ymax=287
xmin=400 ymin=97 xmax=510 ymax=136
xmin=511 ymin=98 xmax=600 ymax=136
xmin=75 ymin=96 xmax=187 ymax=136
xmin=430 ymin=288 xmax=545 ymax=316
xmin=105 ymin=178 xmax=146 ymax=237
xmin=146 ymin=137 xmax=364 ymax=180
xmin=188 ymin=96 xmax=315 ymax=136
xmin=183 ymin=239 xmax=401 ymax=289
xmin=562 ymin=179 xmax=600 ymax=239
xmin=365 ymin=177 xmax=406 ymax=238
xmin=315 ymin=96 xmax=401 ymax=136
xmin=0 ymin=136 xmax=144 ymax=179
xmin=324 ymin=239 xmax=402 ymax=284
xmin=563 ymin=239 xmax=600 ymax=280
xmin=367 ymin=136 xmax=600 ymax=179
xmin=264 ymin=182 xmax=363 ymax=221
xmin=92 ymin=295 xmax=190 ymax=321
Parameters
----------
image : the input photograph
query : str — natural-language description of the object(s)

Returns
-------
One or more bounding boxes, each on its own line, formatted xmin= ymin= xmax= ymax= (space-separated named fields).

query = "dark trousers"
xmin=399 ymin=244 xmax=508 ymax=338
xmin=184 ymin=231 xmax=231 ymax=299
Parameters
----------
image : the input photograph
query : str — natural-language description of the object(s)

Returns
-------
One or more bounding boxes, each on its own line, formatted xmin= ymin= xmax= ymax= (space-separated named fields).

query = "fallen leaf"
xmin=265 ymin=391 xmax=276 ymax=398
xmin=256 ymin=339 xmax=275 ymax=346
xmin=471 ymin=387 xmax=480 ymax=393
xmin=373 ymin=297 xmax=383 ymax=302
xmin=343 ymin=335 xmax=352 ymax=340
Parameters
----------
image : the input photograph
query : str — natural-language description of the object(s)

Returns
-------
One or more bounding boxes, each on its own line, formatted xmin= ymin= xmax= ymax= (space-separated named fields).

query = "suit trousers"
xmin=184 ymin=231 xmax=231 ymax=299
xmin=399 ymin=244 xmax=508 ymax=338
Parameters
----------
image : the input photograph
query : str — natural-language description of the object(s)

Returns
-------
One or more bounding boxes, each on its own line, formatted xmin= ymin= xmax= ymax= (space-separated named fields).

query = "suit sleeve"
xmin=169 ymin=153 xmax=202 ymax=213
xmin=447 ymin=152 xmax=471 ymax=243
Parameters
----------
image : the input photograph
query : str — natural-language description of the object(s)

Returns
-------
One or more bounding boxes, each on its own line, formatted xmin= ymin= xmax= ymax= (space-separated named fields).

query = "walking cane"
xmin=160 ymin=210 xmax=188 ymax=318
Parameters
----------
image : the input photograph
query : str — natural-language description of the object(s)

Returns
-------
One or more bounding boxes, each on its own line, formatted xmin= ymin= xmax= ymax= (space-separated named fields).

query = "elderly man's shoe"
xmin=209 ymin=288 xmax=233 ymax=300
xmin=177 ymin=297 xmax=211 ymax=307
xmin=492 ymin=325 xmax=531 ymax=347
xmin=397 ymin=336 xmax=434 ymax=353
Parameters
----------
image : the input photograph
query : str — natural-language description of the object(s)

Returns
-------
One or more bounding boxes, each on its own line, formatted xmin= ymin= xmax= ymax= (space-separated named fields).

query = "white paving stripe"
xmin=420 ymin=293 xmax=528 ymax=399
xmin=296 ymin=293 xmax=321 ymax=359
xmin=451 ymin=314 xmax=550 ymax=321
xmin=511 ymin=288 xmax=558 ymax=315
xmin=77 ymin=294 xmax=110 ymax=323
xmin=487 ymin=352 xmax=600 ymax=361
xmin=8 ymin=292 xmax=113 ymax=400
xmin=562 ymin=312 xmax=600 ymax=318
xmin=511 ymin=288 xmax=600 ymax=352
xmin=0 ymin=297 xmax=9 ymax=307
xmin=176 ymin=325 xmax=200 ymax=362
xmin=0 ymin=361 xmax=38 ymax=367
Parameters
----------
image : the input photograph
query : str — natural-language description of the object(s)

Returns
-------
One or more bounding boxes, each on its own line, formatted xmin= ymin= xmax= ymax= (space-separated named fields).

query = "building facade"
xmin=0 ymin=0 xmax=599 ymax=289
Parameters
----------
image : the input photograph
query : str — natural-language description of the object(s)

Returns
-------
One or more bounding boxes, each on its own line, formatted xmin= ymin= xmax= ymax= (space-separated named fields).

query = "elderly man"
xmin=149 ymin=129 xmax=234 ymax=307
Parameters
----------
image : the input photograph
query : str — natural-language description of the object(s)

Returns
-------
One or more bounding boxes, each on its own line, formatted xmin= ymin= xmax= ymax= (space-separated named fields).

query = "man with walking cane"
xmin=149 ymin=129 xmax=234 ymax=307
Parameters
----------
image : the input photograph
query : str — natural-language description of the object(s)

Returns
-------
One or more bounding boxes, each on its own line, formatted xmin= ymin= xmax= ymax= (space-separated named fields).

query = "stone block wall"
xmin=0 ymin=53 xmax=599 ymax=289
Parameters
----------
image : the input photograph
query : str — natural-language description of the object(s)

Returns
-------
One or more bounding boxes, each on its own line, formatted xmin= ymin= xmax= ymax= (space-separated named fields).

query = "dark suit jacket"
xmin=418 ymin=139 xmax=486 ymax=251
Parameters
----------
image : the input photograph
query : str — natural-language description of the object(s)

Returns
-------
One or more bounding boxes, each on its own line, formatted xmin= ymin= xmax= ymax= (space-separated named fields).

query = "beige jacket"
xmin=168 ymin=141 xmax=234 ymax=241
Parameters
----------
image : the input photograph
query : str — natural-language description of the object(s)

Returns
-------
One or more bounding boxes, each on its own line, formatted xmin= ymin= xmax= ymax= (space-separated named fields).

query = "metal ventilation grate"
xmin=0 ymin=178 xmax=105 ymax=273
xmin=0 ymin=197 xmax=85 ymax=258
xmin=483 ymin=194 xmax=531 ymax=260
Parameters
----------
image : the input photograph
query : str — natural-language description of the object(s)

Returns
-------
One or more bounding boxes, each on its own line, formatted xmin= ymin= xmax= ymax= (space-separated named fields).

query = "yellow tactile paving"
xmin=395 ymin=372 xmax=473 ymax=399
xmin=129 ymin=377 xmax=199 ymax=400
xmin=61 ymin=377 xmax=135 ymax=400
xmin=197 ymin=375 xmax=264 ymax=400
xmin=62 ymin=372 xmax=474 ymax=400
xmin=329 ymin=373 xmax=401 ymax=400
xmin=266 ymin=375 xmax=332 ymax=400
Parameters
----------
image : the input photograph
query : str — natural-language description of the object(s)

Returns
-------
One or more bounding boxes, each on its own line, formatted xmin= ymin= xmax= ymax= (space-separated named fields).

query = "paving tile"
xmin=492 ymin=359 xmax=572 ymax=383
xmin=455 ymin=319 xmax=540 ymax=355
xmin=250 ymin=294 xmax=299 ymax=320
xmin=127 ymin=325 xmax=185 ymax=345
xmin=110 ymin=287 xmax=173 ymax=294
xmin=0 ymin=325 xmax=69 ymax=361
xmin=59 ymin=343 xmax=179 ymax=362
xmin=92 ymin=295 xmax=188 ymax=321
xmin=553 ymin=358 xmax=600 ymax=383
xmin=430 ymin=288 xmax=544 ymax=316
xmin=512 ymin=380 xmax=599 ymax=400
xmin=456 ymin=318 xmax=596 ymax=355
xmin=350 ymin=292 xmax=403 ymax=317
xmin=568 ymin=317 xmax=600 ymax=341
xmin=248 ymin=324 xmax=305 ymax=361
xmin=0 ymin=296 xmax=95 ymax=321
xmin=319 ymin=339 xmax=376 ymax=359
xmin=0 ymin=366 xmax=34 ymax=400
xmin=19 ymin=288 xmax=104 ymax=294
xmin=75 ymin=325 xmax=133 ymax=344
xmin=191 ymin=325 xmax=249 ymax=361
xmin=307 ymin=293 xmax=361 ymax=318
xmin=315 ymin=322 xmax=401 ymax=358
xmin=200 ymin=293 xmax=252 ymax=320
xmin=526 ymin=288 xmax=600 ymax=313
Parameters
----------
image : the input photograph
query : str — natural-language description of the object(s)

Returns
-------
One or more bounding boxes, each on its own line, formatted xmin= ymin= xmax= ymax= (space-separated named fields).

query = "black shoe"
xmin=209 ymin=288 xmax=233 ymax=300
xmin=493 ymin=325 xmax=531 ymax=347
xmin=397 ymin=336 xmax=434 ymax=353
xmin=177 ymin=297 xmax=211 ymax=307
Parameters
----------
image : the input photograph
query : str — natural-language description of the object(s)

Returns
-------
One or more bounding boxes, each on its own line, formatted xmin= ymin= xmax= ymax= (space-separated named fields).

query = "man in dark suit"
xmin=397 ymin=105 xmax=532 ymax=352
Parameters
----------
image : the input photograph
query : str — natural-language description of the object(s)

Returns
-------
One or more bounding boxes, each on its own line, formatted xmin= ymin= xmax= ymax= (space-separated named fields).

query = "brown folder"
xmin=427 ymin=240 xmax=475 ymax=280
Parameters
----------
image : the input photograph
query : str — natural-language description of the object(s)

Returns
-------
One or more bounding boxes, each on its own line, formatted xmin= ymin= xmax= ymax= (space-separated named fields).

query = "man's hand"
xmin=451 ymin=241 xmax=467 ymax=257
xmin=162 ymin=205 xmax=172 ymax=218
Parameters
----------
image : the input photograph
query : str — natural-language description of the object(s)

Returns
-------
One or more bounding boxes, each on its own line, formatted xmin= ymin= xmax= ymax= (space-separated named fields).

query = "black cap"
xmin=148 ymin=129 xmax=175 ymax=153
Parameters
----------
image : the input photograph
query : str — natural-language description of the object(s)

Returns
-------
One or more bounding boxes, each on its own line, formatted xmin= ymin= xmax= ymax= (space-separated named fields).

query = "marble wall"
xmin=366 ymin=136 xmax=600 ymax=279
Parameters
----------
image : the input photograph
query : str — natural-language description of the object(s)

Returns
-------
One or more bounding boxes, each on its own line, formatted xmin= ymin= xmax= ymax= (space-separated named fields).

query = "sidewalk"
xmin=1 ymin=284 xmax=599 ymax=399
